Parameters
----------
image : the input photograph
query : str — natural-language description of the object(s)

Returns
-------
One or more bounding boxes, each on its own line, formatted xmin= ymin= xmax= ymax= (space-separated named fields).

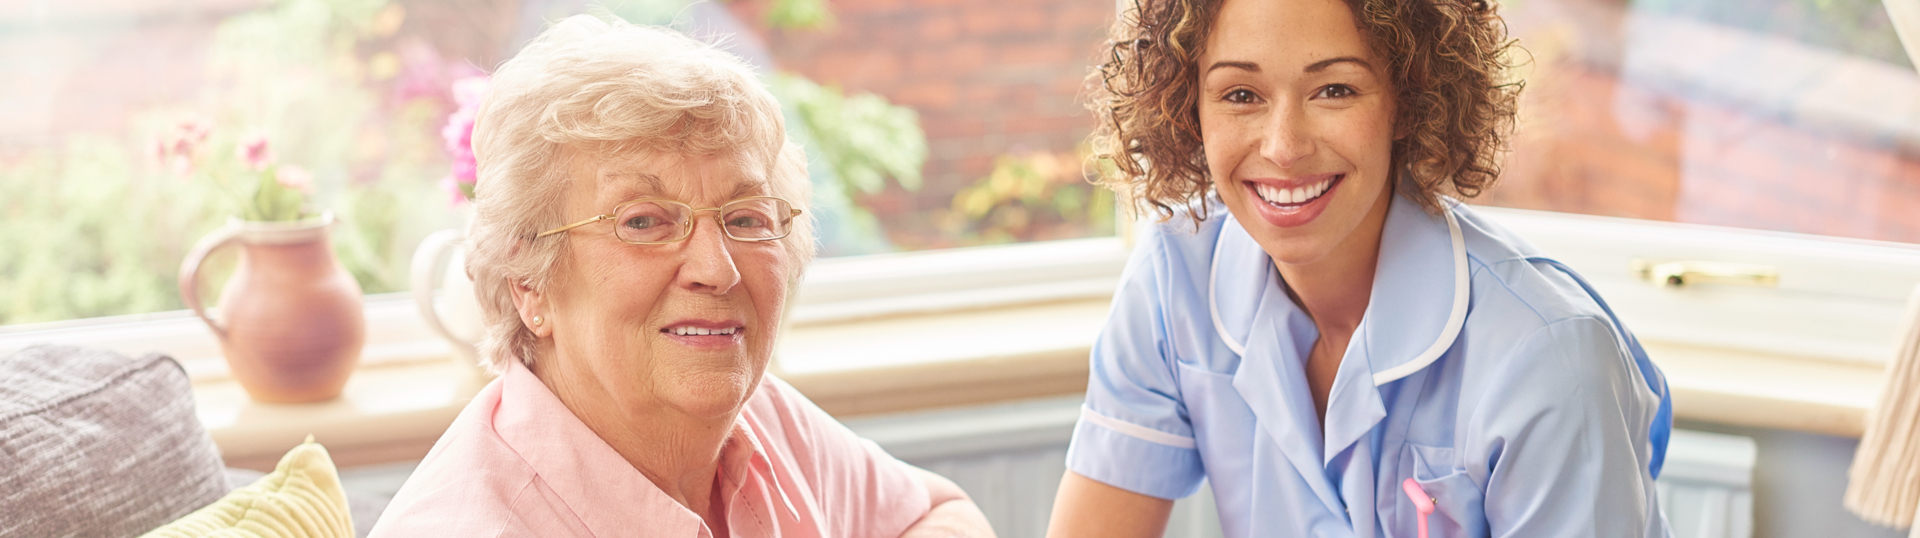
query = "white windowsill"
xmin=192 ymin=294 xmax=1883 ymax=470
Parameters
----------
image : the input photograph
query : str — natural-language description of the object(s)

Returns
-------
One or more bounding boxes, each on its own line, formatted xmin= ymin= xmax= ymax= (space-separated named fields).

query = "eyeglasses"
xmin=535 ymin=196 xmax=802 ymax=244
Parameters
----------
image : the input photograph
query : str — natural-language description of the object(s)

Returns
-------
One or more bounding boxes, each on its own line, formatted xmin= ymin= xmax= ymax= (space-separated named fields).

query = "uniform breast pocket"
xmin=1399 ymin=443 xmax=1489 ymax=538
xmin=1172 ymin=363 xmax=1255 ymax=481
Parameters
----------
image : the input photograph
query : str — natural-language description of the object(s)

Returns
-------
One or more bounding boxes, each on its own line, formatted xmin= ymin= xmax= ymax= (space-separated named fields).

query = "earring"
xmin=532 ymin=315 xmax=544 ymax=326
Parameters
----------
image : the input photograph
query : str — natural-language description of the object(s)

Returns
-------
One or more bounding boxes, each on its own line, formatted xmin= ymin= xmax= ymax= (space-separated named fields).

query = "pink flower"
xmin=275 ymin=165 xmax=315 ymax=195
xmin=238 ymin=133 xmax=274 ymax=172
xmin=440 ymin=75 xmax=490 ymax=205
xmin=154 ymin=116 xmax=213 ymax=178
xmin=149 ymin=137 xmax=172 ymax=167
xmin=441 ymin=109 xmax=477 ymax=173
xmin=390 ymin=40 xmax=451 ymax=105
xmin=439 ymin=175 xmax=469 ymax=206
xmin=175 ymin=117 xmax=212 ymax=144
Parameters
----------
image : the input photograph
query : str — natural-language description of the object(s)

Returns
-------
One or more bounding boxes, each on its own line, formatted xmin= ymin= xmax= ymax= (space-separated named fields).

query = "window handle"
xmin=1631 ymin=259 xmax=1780 ymax=288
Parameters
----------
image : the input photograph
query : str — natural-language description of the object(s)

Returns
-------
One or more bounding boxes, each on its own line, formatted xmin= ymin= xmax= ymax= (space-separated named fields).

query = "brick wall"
xmin=1489 ymin=1 xmax=1920 ymax=245
xmin=723 ymin=0 xmax=1113 ymax=247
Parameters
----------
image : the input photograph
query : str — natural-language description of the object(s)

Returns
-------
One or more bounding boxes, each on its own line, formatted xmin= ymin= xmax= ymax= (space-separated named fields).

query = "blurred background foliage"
xmin=0 ymin=0 xmax=1119 ymax=325
xmin=942 ymin=150 xmax=1115 ymax=247
xmin=0 ymin=0 xmax=946 ymax=324
xmin=0 ymin=0 xmax=459 ymax=325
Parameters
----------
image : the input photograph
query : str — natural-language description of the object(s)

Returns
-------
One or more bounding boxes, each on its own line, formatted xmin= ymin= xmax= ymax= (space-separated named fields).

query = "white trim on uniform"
xmin=1208 ymin=233 xmax=1249 ymax=356
xmin=1079 ymin=405 xmax=1198 ymax=449
xmin=1372 ymin=203 xmax=1471 ymax=386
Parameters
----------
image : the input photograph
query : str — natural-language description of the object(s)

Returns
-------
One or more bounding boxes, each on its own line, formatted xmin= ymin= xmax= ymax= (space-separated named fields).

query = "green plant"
xmin=763 ymin=0 xmax=834 ymax=29
xmin=944 ymin=150 xmax=1117 ymax=246
xmin=0 ymin=0 xmax=457 ymax=325
xmin=0 ymin=138 xmax=231 ymax=324
xmin=153 ymin=119 xmax=317 ymax=222
xmin=770 ymin=74 xmax=929 ymax=201
xmin=594 ymin=0 xmax=928 ymax=256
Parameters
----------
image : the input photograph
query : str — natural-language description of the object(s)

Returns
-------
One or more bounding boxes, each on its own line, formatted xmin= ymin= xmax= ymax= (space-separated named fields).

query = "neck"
xmin=530 ymin=353 xmax=735 ymax=525
xmin=1276 ymin=189 xmax=1393 ymax=339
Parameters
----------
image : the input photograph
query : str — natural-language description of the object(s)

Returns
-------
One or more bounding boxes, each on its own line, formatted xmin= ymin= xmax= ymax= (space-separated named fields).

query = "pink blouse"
xmin=368 ymin=361 xmax=930 ymax=537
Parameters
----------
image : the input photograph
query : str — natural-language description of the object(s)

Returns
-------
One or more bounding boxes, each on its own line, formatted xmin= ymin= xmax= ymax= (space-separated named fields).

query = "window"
xmin=1 ymin=0 xmax=472 ymax=325
xmin=1479 ymin=0 xmax=1920 ymax=365
xmin=0 ymin=0 xmax=1120 ymax=328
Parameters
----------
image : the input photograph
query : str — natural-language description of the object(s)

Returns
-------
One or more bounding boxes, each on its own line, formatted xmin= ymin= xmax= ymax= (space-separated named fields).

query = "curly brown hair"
xmin=1087 ymin=0 xmax=1521 ymax=223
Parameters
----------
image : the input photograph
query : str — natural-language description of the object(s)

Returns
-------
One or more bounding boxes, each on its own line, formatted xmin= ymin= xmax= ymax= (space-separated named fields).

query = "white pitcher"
xmin=411 ymin=229 xmax=490 ymax=378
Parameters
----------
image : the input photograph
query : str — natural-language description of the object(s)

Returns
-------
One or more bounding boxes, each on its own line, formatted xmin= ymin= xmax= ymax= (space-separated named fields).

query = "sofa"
xmin=1 ymin=344 xmax=390 ymax=537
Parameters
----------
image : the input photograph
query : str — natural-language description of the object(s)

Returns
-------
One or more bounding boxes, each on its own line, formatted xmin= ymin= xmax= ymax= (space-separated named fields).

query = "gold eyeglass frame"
xmin=534 ymin=196 xmax=803 ymax=244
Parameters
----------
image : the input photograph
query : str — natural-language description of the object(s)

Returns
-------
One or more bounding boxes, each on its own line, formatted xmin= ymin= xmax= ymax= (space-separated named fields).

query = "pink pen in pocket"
xmin=1402 ymin=478 xmax=1435 ymax=538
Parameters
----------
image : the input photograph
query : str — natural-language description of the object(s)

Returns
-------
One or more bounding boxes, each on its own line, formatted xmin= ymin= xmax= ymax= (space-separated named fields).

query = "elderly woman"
xmin=1047 ymin=0 xmax=1673 ymax=536
xmin=370 ymin=16 xmax=991 ymax=538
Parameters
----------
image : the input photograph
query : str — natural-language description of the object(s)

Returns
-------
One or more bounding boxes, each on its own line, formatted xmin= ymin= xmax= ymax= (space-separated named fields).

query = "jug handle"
xmin=178 ymin=223 xmax=242 ymax=337
xmin=411 ymin=229 xmax=480 ymax=359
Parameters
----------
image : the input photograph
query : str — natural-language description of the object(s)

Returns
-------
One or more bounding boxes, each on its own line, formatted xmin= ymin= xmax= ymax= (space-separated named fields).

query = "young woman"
xmin=1046 ymin=0 xmax=1673 ymax=536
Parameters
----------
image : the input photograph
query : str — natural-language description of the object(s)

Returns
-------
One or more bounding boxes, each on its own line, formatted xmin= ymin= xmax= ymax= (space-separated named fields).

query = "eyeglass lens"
xmin=612 ymin=198 xmax=791 ymax=243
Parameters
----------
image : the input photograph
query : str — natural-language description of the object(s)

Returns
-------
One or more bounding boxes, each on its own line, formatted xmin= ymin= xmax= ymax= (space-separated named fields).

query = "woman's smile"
xmin=660 ymin=319 xmax=747 ymax=349
xmin=1242 ymin=173 xmax=1345 ymax=228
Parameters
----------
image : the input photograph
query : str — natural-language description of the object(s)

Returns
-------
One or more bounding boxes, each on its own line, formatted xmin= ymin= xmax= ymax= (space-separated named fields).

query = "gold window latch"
xmin=1631 ymin=259 xmax=1780 ymax=288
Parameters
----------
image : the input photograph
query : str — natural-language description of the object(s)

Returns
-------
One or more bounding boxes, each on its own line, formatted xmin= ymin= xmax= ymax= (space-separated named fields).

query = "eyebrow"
xmin=1305 ymin=56 xmax=1371 ymax=73
xmin=603 ymin=170 xmax=770 ymax=203
xmin=605 ymin=170 xmax=666 ymax=196
xmin=1203 ymin=56 xmax=1373 ymax=75
xmin=1205 ymin=60 xmax=1260 ymax=74
xmin=729 ymin=180 xmax=769 ymax=200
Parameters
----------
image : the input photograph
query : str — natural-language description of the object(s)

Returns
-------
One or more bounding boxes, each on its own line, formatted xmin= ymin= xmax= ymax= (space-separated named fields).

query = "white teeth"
xmin=1253 ymin=177 xmax=1336 ymax=206
xmin=670 ymin=327 xmax=738 ymax=336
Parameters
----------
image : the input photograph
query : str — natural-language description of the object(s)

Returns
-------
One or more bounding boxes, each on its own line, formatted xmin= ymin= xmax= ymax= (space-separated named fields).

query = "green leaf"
xmin=766 ymin=0 xmax=833 ymax=30
xmin=769 ymin=73 xmax=928 ymax=199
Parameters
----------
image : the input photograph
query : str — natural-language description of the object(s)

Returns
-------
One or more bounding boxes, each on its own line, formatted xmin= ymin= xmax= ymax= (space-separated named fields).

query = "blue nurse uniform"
xmin=1064 ymin=193 xmax=1674 ymax=537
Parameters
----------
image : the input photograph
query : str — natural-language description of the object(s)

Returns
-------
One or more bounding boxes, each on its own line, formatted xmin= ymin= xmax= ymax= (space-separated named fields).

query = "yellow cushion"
xmin=142 ymin=436 xmax=353 ymax=538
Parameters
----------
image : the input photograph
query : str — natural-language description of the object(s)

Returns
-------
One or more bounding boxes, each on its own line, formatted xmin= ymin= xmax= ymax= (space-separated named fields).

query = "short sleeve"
xmin=1063 ymin=226 xmax=1207 ymax=500
xmin=1473 ymin=317 xmax=1666 ymax=537
xmin=749 ymin=375 xmax=930 ymax=538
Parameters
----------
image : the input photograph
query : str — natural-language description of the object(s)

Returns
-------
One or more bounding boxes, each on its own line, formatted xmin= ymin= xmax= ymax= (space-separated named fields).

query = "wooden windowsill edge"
xmin=1647 ymin=341 xmax=1882 ymax=438
xmin=197 ymin=308 xmax=1887 ymax=470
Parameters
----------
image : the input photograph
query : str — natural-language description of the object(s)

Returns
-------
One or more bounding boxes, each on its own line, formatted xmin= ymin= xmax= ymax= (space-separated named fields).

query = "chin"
xmin=1260 ymin=235 xmax=1342 ymax=267
xmin=660 ymin=368 xmax=761 ymax=418
xmin=1222 ymin=198 xmax=1338 ymax=267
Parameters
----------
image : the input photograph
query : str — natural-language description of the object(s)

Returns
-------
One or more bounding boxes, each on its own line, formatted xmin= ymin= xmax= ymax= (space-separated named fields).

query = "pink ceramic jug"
xmin=178 ymin=213 xmax=365 ymax=403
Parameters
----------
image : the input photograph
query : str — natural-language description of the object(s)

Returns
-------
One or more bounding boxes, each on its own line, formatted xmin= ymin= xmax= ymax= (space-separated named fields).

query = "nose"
xmin=677 ymin=217 xmax=740 ymax=295
xmin=1259 ymin=101 xmax=1315 ymax=168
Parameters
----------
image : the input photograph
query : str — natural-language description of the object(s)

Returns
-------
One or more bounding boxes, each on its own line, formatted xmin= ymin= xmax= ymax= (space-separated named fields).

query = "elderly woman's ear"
xmin=509 ymin=279 xmax=551 ymax=337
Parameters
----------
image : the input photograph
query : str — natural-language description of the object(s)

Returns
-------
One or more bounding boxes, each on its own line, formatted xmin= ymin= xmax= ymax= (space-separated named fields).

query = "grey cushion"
xmin=0 ymin=344 xmax=228 ymax=537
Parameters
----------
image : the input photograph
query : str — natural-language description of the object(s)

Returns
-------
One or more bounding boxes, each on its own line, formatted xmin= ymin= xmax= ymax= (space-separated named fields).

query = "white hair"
xmin=465 ymin=13 xmax=815 ymax=374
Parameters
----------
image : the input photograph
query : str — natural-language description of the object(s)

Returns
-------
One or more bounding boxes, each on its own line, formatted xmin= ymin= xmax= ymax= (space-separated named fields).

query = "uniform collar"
xmin=1208 ymin=191 xmax=1468 ymax=386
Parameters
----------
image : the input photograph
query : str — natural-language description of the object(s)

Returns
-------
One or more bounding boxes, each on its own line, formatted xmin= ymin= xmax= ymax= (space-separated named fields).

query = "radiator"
xmin=845 ymin=396 xmax=1756 ymax=538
